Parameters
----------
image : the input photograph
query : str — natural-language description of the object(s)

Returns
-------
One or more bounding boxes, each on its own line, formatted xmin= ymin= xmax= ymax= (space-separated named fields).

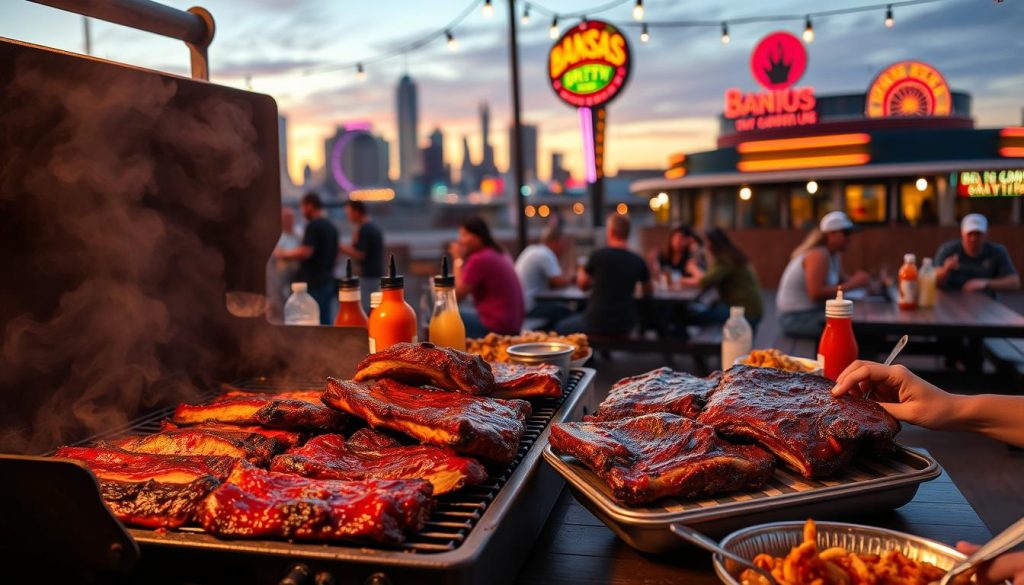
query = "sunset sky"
xmin=4 ymin=0 xmax=1023 ymax=185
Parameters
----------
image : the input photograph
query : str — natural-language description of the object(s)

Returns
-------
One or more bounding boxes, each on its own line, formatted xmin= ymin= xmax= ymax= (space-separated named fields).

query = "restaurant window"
xmin=900 ymin=180 xmax=937 ymax=225
xmin=844 ymin=183 xmax=887 ymax=224
xmin=710 ymin=188 xmax=736 ymax=228
xmin=737 ymin=186 xmax=782 ymax=228
xmin=790 ymin=185 xmax=832 ymax=230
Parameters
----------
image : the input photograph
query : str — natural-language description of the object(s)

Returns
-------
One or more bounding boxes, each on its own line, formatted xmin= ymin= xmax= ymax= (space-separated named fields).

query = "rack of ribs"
xmin=549 ymin=413 xmax=775 ymax=505
xmin=697 ymin=365 xmax=901 ymax=478
xmin=172 ymin=395 xmax=346 ymax=431
xmin=354 ymin=342 xmax=496 ymax=395
xmin=323 ymin=377 xmax=530 ymax=464
xmin=107 ymin=427 xmax=285 ymax=465
xmin=490 ymin=362 xmax=562 ymax=399
xmin=270 ymin=429 xmax=486 ymax=495
xmin=588 ymin=367 xmax=719 ymax=421
xmin=216 ymin=387 xmax=325 ymax=404
xmin=54 ymin=446 xmax=237 ymax=528
xmin=197 ymin=463 xmax=434 ymax=544
xmin=160 ymin=421 xmax=304 ymax=448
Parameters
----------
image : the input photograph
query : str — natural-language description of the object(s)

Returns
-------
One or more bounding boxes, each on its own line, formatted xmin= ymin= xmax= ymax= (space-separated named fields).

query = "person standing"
xmin=267 ymin=207 xmax=301 ymax=322
xmin=555 ymin=213 xmax=652 ymax=336
xmin=275 ymin=192 xmax=338 ymax=324
xmin=452 ymin=216 xmax=525 ymax=337
xmin=935 ymin=213 xmax=1019 ymax=295
xmin=339 ymin=200 xmax=385 ymax=311
xmin=776 ymin=211 xmax=871 ymax=339
xmin=515 ymin=222 xmax=572 ymax=330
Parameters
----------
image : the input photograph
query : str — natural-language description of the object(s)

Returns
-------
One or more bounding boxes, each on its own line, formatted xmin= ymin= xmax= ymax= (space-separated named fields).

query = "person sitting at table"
xmin=935 ymin=213 xmax=1020 ymax=296
xmin=678 ymin=228 xmax=763 ymax=329
xmin=649 ymin=224 xmax=704 ymax=285
xmin=555 ymin=213 xmax=652 ymax=336
xmin=833 ymin=360 xmax=1024 ymax=585
xmin=515 ymin=221 xmax=572 ymax=330
xmin=776 ymin=211 xmax=872 ymax=339
xmin=452 ymin=215 xmax=524 ymax=337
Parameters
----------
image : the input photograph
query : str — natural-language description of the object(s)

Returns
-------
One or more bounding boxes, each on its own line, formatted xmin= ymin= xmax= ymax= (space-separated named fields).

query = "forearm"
xmin=945 ymin=394 xmax=1024 ymax=447
xmin=989 ymin=274 xmax=1020 ymax=291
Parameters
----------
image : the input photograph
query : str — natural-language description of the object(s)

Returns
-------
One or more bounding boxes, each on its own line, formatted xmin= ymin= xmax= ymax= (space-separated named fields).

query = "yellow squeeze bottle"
xmin=428 ymin=256 xmax=466 ymax=351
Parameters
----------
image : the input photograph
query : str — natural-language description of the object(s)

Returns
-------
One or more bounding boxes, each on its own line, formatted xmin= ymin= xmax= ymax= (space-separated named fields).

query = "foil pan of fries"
xmin=713 ymin=520 xmax=995 ymax=585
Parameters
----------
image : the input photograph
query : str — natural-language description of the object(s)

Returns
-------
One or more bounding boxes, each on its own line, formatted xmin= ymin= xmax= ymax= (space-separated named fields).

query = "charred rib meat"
xmin=323 ymin=377 xmax=530 ymax=464
xmin=549 ymin=413 xmax=775 ymax=505
xmin=354 ymin=342 xmax=496 ymax=395
xmin=108 ymin=427 xmax=284 ymax=465
xmin=160 ymin=421 xmax=304 ymax=448
xmin=490 ymin=362 xmax=562 ymax=399
xmin=588 ymin=367 xmax=719 ymax=421
xmin=270 ymin=429 xmax=486 ymax=495
xmin=172 ymin=395 xmax=346 ymax=431
xmin=197 ymin=463 xmax=434 ymax=544
xmin=697 ymin=365 xmax=900 ymax=478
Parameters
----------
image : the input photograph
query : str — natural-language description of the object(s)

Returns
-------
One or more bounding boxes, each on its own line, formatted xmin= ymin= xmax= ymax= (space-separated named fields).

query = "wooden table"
xmin=854 ymin=291 xmax=1024 ymax=338
xmin=516 ymin=468 xmax=991 ymax=584
xmin=535 ymin=285 xmax=702 ymax=304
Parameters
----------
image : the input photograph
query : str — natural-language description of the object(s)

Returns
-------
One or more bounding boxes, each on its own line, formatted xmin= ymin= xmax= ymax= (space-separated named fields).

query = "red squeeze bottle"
xmin=818 ymin=289 xmax=859 ymax=381
xmin=334 ymin=259 xmax=368 ymax=328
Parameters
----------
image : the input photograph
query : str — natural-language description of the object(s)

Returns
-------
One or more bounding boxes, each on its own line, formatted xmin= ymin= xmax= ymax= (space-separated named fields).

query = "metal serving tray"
xmin=543 ymin=444 xmax=940 ymax=554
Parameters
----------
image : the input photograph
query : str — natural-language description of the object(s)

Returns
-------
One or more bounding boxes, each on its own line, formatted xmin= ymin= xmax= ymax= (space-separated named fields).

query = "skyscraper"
xmin=478 ymin=102 xmax=498 ymax=177
xmin=550 ymin=151 xmax=570 ymax=185
xmin=459 ymin=135 xmax=476 ymax=194
xmin=323 ymin=124 xmax=390 ymax=195
xmin=421 ymin=128 xmax=448 ymax=190
xmin=509 ymin=123 xmax=538 ymax=183
xmin=396 ymin=75 xmax=420 ymax=194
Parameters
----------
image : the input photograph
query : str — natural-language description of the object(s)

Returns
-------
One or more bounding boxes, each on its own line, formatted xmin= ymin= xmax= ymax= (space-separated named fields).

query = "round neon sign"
xmin=866 ymin=61 xmax=951 ymax=118
xmin=548 ymin=20 xmax=631 ymax=108
xmin=750 ymin=31 xmax=807 ymax=90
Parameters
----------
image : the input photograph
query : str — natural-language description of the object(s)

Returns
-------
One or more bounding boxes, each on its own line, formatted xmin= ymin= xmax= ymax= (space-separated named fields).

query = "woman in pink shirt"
xmin=453 ymin=216 xmax=525 ymax=336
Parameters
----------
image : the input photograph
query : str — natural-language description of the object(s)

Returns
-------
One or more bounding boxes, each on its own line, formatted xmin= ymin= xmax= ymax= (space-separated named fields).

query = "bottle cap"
xmin=922 ymin=257 xmax=933 ymax=267
xmin=291 ymin=282 xmax=308 ymax=293
xmin=904 ymin=253 xmax=916 ymax=265
xmin=339 ymin=258 xmax=359 ymax=290
xmin=825 ymin=288 xmax=854 ymax=318
xmin=433 ymin=256 xmax=455 ymax=288
xmin=369 ymin=291 xmax=383 ymax=309
xmin=729 ymin=306 xmax=745 ymax=318
xmin=379 ymin=255 xmax=404 ymax=290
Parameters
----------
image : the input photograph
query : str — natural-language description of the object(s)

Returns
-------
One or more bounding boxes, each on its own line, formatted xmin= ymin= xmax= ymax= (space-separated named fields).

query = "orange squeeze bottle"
xmin=428 ymin=256 xmax=466 ymax=351
xmin=367 ymin=255 xmax=417 ymax=353
xmin=334 ymin=259 xmax=368 ymax=328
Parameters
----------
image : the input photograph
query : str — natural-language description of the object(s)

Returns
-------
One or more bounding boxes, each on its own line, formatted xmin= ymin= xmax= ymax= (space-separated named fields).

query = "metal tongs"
xmin=936 ymin=516 xmax=1024 ymax=585
xmin=671 ymin=523 xmax=780 ymax=585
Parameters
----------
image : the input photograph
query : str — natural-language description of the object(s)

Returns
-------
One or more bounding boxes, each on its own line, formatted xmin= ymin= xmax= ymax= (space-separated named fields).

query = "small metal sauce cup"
xmin=506 ymin=342 xmax=575 ymax=384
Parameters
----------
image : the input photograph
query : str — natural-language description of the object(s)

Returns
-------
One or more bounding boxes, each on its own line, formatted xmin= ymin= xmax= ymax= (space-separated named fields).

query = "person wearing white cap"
xmin=935 ymin=213 xmax=1019 ymax=295
xmin=776 ymin=211 xmax=872 ymax=338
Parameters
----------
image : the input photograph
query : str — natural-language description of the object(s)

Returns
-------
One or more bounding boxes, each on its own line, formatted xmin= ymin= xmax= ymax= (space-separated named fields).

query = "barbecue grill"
xmin=0 ymin=6 xmax=597 ymax=583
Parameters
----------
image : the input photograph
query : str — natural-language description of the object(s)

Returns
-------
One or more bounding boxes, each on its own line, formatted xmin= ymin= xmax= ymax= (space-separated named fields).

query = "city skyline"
xmin=4 ymin=0 xmax=1022 ymax=187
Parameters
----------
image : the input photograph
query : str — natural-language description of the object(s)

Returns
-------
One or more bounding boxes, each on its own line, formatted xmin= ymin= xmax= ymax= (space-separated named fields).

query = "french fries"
xmin=466 ymin=331 xmax=590 ymax=363
xmin=741 ymin=349 xmax=815 ymax=373
xmin=738 ymin=519 xmax=960 ymax=585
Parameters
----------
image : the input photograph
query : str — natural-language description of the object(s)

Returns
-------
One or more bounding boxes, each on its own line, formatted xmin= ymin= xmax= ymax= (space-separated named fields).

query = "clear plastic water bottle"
xmin=721 ymin=306 xmax=753 ymax=370
xmin=284 ymin=282 xmax=320 ymax=325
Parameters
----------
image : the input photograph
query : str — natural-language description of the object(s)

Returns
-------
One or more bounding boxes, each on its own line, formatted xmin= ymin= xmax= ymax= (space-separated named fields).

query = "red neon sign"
xmin=750 ymin=32 xmax=807 ymax=90
xmin=724 ymin=31 xmax=817 ymax=132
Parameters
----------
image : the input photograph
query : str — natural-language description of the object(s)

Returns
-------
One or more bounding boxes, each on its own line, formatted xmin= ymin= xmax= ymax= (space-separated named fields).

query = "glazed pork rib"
xmin=172 ymin=395 xmax=346 ymax=431
xmin=160 ymin=421 xmax=304 ymax=448
xmin=549 ymin=413 xmax=775 ymax=505
xmin=323 ymin=377 xmax=531 ymax=464
xmin=588 ymin=367 xmax=719 ymax=421
xmin=271 ymin=429 xmax=486 ymax=495
xmin=697 ymin=365 xmax=901 ymax=478
xmin=354 ymin=342 xmax=496 ymax=395
xmin=490 ymin=362 xmax=562 ymax=399
xmin=107 ymin=427 xmax=284 ymax=465
xmin=197 ymin=463 xmax=434 ymax=544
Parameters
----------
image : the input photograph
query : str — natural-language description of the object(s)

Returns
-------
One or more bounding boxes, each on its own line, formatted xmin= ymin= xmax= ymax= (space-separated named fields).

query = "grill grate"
xmin=75 ymin=370 xmax=586 ymax=554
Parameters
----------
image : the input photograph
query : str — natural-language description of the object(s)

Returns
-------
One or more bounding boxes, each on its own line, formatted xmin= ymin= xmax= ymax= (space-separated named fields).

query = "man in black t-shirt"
xmin=275 ymin=192 xmax=338 ymax=324
xmin=555 ymin=214 xmax=652 ymax=336
xmin=935 ymin=213 xmax=1019 ymax=296
xmin=340 ymin=200 xmax=384 ymax=278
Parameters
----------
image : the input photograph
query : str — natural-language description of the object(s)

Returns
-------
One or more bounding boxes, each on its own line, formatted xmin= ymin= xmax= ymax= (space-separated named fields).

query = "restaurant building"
xmin=631 ymin=33 xmax=1024 ymax=283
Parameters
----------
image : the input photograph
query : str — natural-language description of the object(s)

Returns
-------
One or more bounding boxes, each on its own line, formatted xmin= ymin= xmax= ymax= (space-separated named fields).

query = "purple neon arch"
xmin=329 ymin=122 xmax=372 ymax=192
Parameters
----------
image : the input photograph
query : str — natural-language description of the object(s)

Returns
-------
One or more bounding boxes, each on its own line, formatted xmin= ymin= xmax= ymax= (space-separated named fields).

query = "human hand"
xmin=845 ymin=270 xmax=872 ymax=290
xmin=943 ymin=255 xmax=960 ymax=272
xmin=831 ymin=361 xmax=961 ymax=430
xmin=448 ymin=241 xmax=463 ymax=260
xmin=955 ymin=542 xmax=1024 ymax=585
xmin=963 ymin=278 xmax=991 ymax=293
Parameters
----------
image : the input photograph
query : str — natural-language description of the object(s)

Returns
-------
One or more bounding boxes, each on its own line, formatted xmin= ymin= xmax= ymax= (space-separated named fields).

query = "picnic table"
xmin=534 ymin=285 xmax=703 ymax=305
xmin=854 ymin=291 xmax=1024 ymax=338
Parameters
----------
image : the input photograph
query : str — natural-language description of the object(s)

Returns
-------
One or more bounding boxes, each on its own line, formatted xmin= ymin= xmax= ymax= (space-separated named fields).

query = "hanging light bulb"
xmin=549 ymin=16 xmax=559 ymax=39
xmin=482 ymin=0 xmax=494 ymax=18
xmin=640 ymin=23 xmax=649 ymax=43
xmin=446 ymin=29 xmax=458 ymax=51
xmin=720 ymin=21 xmax=730 ymax=44
xmin=521 ymin=3 xmax=530 ymax=25
xmin=802 ymin=15 xmax=814 ymax=42
xmin=356 ymin=62 xmax=366 ymax=81
xmin=632 ymin=0 xmax=644 ymax=21
xmin=884 ymin=4 xmax=894 ymax=27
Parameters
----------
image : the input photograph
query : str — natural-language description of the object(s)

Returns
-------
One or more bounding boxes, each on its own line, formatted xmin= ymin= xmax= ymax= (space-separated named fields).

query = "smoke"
xmin=0 ymin=48 xmax=264 ymax=453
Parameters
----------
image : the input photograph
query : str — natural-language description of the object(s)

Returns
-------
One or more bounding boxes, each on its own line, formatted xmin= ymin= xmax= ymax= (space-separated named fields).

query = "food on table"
xmin=549 ymin=413 xmax=775 ymax=505
xmin=270 ymin=429 xmax=486 ymax=495
xmin=197 ymin=463 xmax=434 ymax=544
xmin=172 ymin=394 xmax=347 ymax=431
xmin=490 ymin=362 xmax=563 ymax=399
xmin=739 ymin=519 xmax=960 ymax=585
xmin=467 ymin=331 xmax=591 ymax=363
xmin=697 ymin=365 xmax=900 ymax=478
xmin=355 ymin=341 xmax=496 ymax=395
xmin=586 ymin=367 xmax=719 ymax=421
xmin=216 ymin=387 xmax=325 ymax=404
xmin=160 ymin=420 xmax=305 ymax=448
xmin=323 ymin=377 xmax=530 ymax=464
xmin=740 ymin=348 xmax=816 ymax=373
xmin=108 ymin=427 xmax=284 ymax=465
xmin=54 ymin=446 xmax=237 ymax=528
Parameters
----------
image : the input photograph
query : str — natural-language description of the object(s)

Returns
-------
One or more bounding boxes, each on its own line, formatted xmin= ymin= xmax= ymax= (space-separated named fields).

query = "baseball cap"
xmin=819 ymin=211 xmax=855 ymax=233
xmin=961 ymin=213 xmax=988 ymax=234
